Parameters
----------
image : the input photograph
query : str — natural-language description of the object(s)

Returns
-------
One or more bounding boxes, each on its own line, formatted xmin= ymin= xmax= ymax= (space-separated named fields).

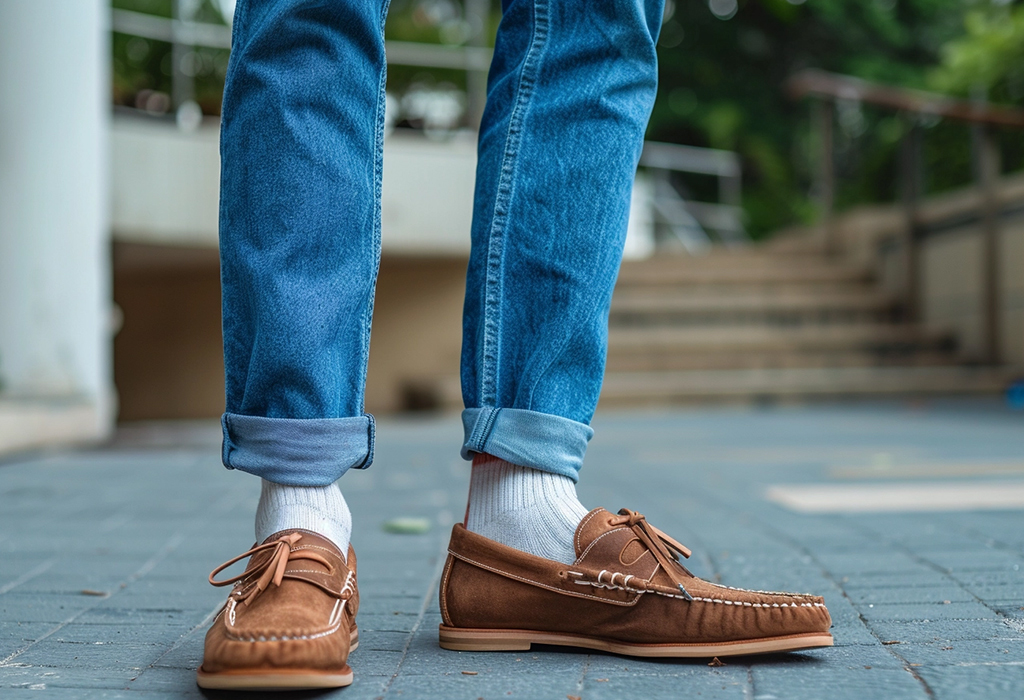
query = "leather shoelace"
xmin=608 ymin=509 xmax=695 ymax=600
xmin=208 ymin=533 xmax=331 ymax=606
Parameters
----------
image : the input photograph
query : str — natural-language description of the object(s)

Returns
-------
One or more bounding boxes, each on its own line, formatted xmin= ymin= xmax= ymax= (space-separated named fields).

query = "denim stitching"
xmin=355 ymin=0 xmax=392 ymax=424
xmin=476 ymin=406 xmax=501 ymax=452
xmin=346 ymin=0 xmax=391 ymax=471
xmin=221 ymin=414 xmax=234 ymax=469
xmin=355 ymin=413 xmax=375 ymax=469
xmin=467 ymin=407 xmax=499 ymax=452
xmin=479 ymin=0 xmax=551 ymax=406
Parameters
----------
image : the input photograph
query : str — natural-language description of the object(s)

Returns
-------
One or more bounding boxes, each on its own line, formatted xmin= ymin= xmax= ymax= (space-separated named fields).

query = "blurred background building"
xmin=2 ymin=0 xmax=1024 ymax=456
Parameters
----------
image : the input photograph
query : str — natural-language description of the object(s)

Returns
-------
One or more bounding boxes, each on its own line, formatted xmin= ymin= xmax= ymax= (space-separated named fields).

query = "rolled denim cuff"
xmin=460 ymin=407 xmax=593 ymax=482
xmin=221 ymin=412 xmax=375 ymax=486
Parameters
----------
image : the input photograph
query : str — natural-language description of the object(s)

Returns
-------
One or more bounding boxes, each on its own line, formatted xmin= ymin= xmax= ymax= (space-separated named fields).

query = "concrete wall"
xmin=109 ymin=121 xmax=483 ymax=419
xmin=111 ymin=118 xmax=479 ymax=255
xmin=914 ymin=214 xmax=1024 ymax=365
xmin=799 ymin=173 xmax=1024 ymax=367
xmin=108 ymin=118 xmax=654 ymax=419
xmin=113 ymin=244 xmax=465 ymax=419
xmin=0 ymin=1 xmax=113 ymax=451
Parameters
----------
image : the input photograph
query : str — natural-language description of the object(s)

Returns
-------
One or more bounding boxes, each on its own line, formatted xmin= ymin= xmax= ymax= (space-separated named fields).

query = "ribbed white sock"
xmin=465 ymin=454 xmax=588 ymax=565
xmin=255 ymin=480 xmax=352 ymax=560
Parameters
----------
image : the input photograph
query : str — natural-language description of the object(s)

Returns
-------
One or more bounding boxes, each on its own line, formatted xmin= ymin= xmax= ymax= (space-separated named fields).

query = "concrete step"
xmin=616 ymin=263 xmax=872 ymax=287
xmin=610 ymin=290 xmax=897 ymax=322
xmin=616 ymin=252 xmax=871 ymax=288
xmin=604 ymin=349 xmax=960 ymax=372
xmin=599 ymin=366 xmax=1016 ymax=405
xmin=607 ymin=324 xmax=953 ymax=355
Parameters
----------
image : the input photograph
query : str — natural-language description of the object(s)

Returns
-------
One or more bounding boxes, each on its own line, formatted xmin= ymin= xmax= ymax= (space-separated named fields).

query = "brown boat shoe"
xmin=439 ymin=508 xmax=833 ymax=657
xmin=196 ymin=529 xmax=359 ymax=690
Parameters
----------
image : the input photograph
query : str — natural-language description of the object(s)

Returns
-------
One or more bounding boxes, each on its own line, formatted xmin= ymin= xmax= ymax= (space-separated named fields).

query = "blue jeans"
xmin=219 ymin=0 xmax=663 ymax=487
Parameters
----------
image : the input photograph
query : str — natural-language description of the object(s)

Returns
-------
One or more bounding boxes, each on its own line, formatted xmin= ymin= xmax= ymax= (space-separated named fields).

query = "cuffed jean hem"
xmin=460 ymin=407 xmax=593 ymax=483
xmin=221 ymin=412 xmax=375 ymax=486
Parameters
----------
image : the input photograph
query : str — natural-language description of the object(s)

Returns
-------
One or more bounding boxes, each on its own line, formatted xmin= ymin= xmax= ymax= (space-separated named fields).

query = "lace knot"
xmin=208 ymin=532 xmax=332 ymax=606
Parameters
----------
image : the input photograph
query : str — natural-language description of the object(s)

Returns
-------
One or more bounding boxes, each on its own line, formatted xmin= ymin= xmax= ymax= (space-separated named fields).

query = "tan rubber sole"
xmin=195 ymin=629 xmax=359 ymax=690
xmin=438 ymin=625 xmax=833 ymax=657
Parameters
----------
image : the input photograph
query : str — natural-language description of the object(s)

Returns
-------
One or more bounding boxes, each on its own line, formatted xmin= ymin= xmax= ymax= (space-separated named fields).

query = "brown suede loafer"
xmin=439 ymin=508 xmax=832 ymax=657
xmin=196 ymin=529 xmax=359 ymax=690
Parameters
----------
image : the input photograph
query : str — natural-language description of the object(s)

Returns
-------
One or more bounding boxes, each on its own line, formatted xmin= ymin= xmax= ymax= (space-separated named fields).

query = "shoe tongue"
xmin=573 ymin=508 xmax=618 ymax=559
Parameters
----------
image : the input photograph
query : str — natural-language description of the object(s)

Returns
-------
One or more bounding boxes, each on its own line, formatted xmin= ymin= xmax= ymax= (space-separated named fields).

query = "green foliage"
xmin=651 ymin=0 xmax=986 ymax=238
xmin=111 ymin=0 xmax=230 ymax=114
xmin=108 ymin=1 xmax=1021 ymax=239
xmin=931 ymin=2 xmax=1024 ymax=103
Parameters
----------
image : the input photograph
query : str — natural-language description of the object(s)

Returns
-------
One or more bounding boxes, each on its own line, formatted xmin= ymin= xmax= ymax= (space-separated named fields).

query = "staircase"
xmin=601 ymin=242 xmax=1012 ymax=405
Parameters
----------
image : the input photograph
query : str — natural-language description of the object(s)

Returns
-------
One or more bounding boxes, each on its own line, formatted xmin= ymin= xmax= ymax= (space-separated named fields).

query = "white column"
xmin=0 ymin=1 xmax=113 ymax=445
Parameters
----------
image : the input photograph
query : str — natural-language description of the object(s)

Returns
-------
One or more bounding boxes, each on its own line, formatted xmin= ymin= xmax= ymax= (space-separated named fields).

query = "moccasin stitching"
xmin=574 ymin=509 xmax=604 ymax=556
xmin=449 ymin=550 xmax=643 ymax=607
xmin=224 ymin=599 xmax=348 ymax=642
xmin=439 ymin=556 xmax=454 ymax=624
xmin=569 ymin=573 xmax=828 ymax=607
xmin=707 ymin=581 xmax=818 ymax=598
xmin=575 ymin=527 xmax=633 ymax=562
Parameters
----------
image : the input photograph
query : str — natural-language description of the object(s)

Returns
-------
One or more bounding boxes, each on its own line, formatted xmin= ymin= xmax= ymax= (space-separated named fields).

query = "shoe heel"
xmin=438 ymin=625 xmax=533 ymax=652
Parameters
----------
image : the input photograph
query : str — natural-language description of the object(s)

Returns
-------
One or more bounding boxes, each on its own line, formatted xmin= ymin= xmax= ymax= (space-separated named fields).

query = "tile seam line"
xmin=128 ymin=599 xmax=225 ymax=682
xmin=689 ymin=484 xmax=937 ymax=698
xmin=0 ymin=559 xmax=55 ymax=596
xmin=763 ymin=521 xmax=937 ymax=697
xmin=0 ymin=532 xmax=186 ymax=668
xmin=378 ymin=535 xmax=449 ymax=698
xmin=574 ymin=651 xmax=591 ymax=696
xmin=842 ymin=518 xmax=1024 ymax=629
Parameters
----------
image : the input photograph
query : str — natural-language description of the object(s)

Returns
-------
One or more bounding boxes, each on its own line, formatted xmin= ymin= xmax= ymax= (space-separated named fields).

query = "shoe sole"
xmin=195 ymin=629 xmax=359 ymax=690
xmin=438 ymin=625 xmax=833 ymax=657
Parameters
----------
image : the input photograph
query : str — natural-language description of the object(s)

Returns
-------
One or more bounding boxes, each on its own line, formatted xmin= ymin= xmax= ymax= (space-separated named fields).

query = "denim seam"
xmin=478 ymin=0 xmax=551 ymax=406
xmin=221 ymin=413 xmax=234 ymax=468
xmin=356 ymin=413 xmax=375 ymax=469
xmin=466 ymin=406 xmax=496 ymax=453
xmin=355 ymin=0 xmax=392 ymax=417
xmin=475 ymin=406 xmax=501 ymax=452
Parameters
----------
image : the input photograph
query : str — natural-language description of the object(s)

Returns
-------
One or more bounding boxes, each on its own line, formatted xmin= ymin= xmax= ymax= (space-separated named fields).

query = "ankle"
xmin=255 ymin=481 xmax=352 ymax=558
xmin=465 ymin=454 xmax=587 ymax=564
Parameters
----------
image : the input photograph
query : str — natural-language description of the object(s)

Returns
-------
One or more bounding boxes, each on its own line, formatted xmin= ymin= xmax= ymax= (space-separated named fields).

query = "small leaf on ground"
xmin=708 ymin=657 xmax=726 ymax=667
xmin=382 ymin=517 xmax=431 ymax=534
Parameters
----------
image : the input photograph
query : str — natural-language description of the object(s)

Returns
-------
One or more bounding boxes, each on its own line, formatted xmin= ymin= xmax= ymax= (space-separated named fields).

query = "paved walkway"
xmin=2 ymin=400 xmax=1024 ymax=699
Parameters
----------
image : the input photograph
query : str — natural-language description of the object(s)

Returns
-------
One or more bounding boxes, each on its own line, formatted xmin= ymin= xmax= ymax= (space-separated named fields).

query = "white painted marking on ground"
xmin=0 ymin=559 xmax=55 ymax=595
xmin=766 ymin=480 xmax=1024 ymax=513
xmin=830 ymin=460 xmax=1024 ymax=480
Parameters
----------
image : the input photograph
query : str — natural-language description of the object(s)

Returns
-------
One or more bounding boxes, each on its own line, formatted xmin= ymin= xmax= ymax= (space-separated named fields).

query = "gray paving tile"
xmin=914 ymin=663 xmax=1024 ymax=700
xmin=121 ymin=667 xmax=206 ymax=696
xmin=581 ymin=667 xmax=750 ymax=699
xmin=856 ymin=600 xmax=999 ymax=623
xmin=845 ymin=585 xmax=976 ymax=606
xmin=895 ymin=638 xmax=1024 ymax=666
xmin=2 ymin=403 xmax=1024 ymax=698
xmin=868 ymin=618 xmax=1024 ymax=644
xmin=751 ymin=665 xmax=930 ymax=700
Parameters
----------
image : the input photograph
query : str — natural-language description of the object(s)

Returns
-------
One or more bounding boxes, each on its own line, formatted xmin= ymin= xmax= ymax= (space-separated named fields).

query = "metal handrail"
xmin=639 ymin=141 xmax=746 ymax=250
xmin=788 ymin=69 xmax=1024 ymax=364
xmin=110 ymin=9 xmax=494 ymax=69
xmin=111 ymin=6 xmax=745 ymax=252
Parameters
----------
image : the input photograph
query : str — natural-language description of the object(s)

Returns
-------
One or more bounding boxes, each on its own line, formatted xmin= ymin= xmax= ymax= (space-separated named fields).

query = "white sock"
xmin=255 ymin=480 xmax=352 ymax=560
xmin=465 ymin=454 xmax=588 ymax=565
